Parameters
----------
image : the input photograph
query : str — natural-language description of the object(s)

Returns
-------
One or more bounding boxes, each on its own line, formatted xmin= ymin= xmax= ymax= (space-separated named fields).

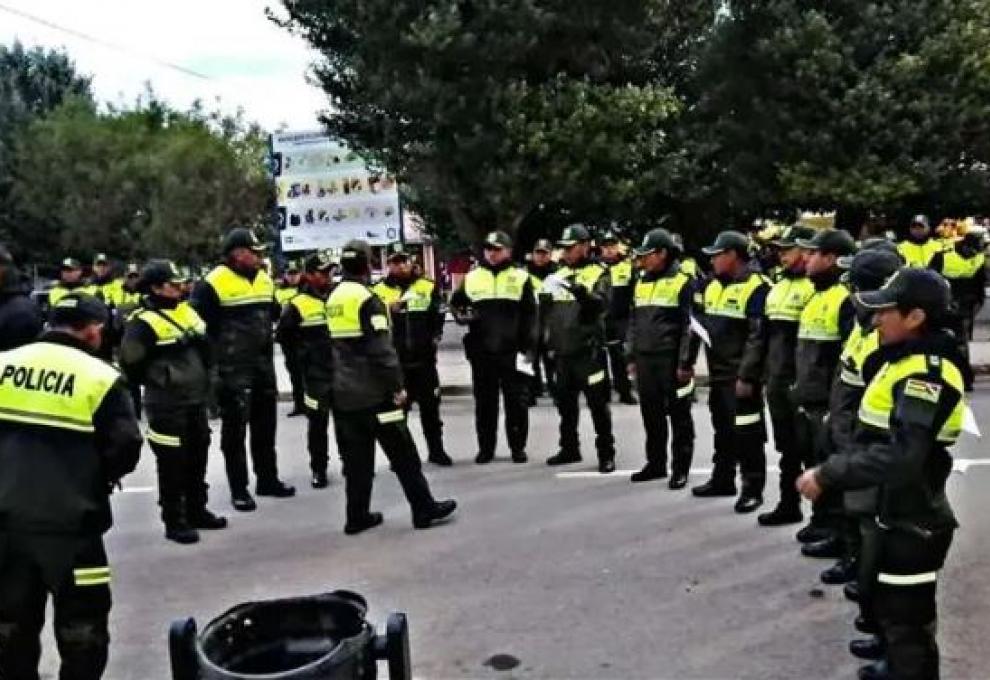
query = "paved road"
xmin=37 ymin=388 xmax=990 ymax=679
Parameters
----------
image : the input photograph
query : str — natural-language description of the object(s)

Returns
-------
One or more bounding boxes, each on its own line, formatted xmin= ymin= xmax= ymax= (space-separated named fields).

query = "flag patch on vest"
xmin=903 ymin=378 xmax=942 ymax=403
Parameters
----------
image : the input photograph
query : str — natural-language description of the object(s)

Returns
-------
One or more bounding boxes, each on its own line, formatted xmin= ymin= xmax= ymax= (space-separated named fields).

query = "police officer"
xmin=372 ymin=248 xmax=452 ymax=466
xmin=190 ymin=228 xmax=294 ymax=512
xmin=543 ymin=224 xmax=616 ymax=473
xmin=276 ymin=252 xmax=336 ymax=488
xmin=120 ymin=261 xmax=227 ymax=545
xmin=0 ymin=293 xmax=142 ymax=679
xmin=115 ymin=264 xmax=145 ymax=418
xmin=685 ymin=231 xmax=769 ymax=513
xmin=527 ymin=239 xmax=558 ymax=401
xmin=823 ymin=248 xmax=903 ymax=645
xmin=0 ymin=244 xmax=43 ymax=351
xmin=626 ymin=228 xmax=695 ymax=487
xmin=798 ymin=268 xmax=964 ymax=680
xmin=599 ymin=230 xmax=637 ymax=405
xmin=897 ymin=215 xmax=944 ymax=268
xmin=450 ymin=231 xmax=537 ymax=464
xmin=327 ymin=240 xmax=456 ymax=534
xmin=931 ymin=230 xmax=986 ymax=391
xmin=672 ymin=233 xmax=701 ymax=279
xmin=91 ymin=254 xmax=118 ymax=304
xmin=49 ymin=257 xmax=98 ymax=308
xmin=276 ymin=261 xmax=306 ymax=417
xmin=756 ymin=225 xmax=817 ymax=526
xmin=791 ymin=229 xmax=857 ymax=559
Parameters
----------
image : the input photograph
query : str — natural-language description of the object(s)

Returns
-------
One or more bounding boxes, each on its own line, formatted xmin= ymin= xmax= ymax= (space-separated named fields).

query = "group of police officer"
xmin=0 ymin=211 xmax=983 ymax=678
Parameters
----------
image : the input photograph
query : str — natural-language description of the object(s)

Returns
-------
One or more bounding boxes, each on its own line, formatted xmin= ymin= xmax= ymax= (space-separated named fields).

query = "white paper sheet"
xmin=690 ymin=315 xmax=712 ymax=347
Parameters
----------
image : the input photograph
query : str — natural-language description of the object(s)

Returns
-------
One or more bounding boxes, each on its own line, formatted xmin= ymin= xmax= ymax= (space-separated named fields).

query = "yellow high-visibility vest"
xmin=765 ymin=276 xmax=815 ymax=322
xmin=464 ymin=267 xmax=529 ymax=302
xmin=290 ymin=293 xmax=328 ymax=328
xmin=940 ymin=250 xmax=986 ymax=279
xmin=327 ymin=281 xmax=388 ymax=338
xmin=205 ymin=265 xmax=275 ymax=308
xmin=703 ymin=273 xmax=766 ymax=319
xmin=550 ymin=263 xmax=607 ymax=302
xmin=135 ymin=302 xmax=206 ymax=345
xmin=839 ymin=326 xmax=881 ymax=387
xmin=608 ymin=259 xmax=633 ymax=287
xmin=633 ymin=272 xmax=691 ymax=309
xmin=897 ymin=240 xmax=944 ymax=268
xmin=798 ymin=283 xmax=850 ymax=341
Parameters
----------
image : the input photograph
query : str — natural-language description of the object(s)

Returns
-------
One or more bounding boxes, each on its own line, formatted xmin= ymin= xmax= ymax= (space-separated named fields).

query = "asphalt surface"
xmin=33 ymin=383 xmax=990 ymax=679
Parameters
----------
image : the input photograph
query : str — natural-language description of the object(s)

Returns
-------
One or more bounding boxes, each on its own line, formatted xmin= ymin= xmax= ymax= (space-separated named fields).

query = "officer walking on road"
xmin=276 ymin=252 xmax=336 ymax=488
xmin=798 ymin=268 xmax=965 ymax=680
xmin=372 ymin=248 xmax=452 ymax=466
xmin=450 ymin=231 xmax=537 ymax=464
xmin=897 ymin=215 xmax=943 ymax=268
xmin=48 ymin=258 xmax=98 ymax=309
xmin=685 ymin=231 xmax=770 ymax=513
xmin=0 ymin=293 xmax=142 ymax=680
xmin=543 ymin=224 xmax=616 ymax=473
xmin=327 ymin=240 xmax=456 ymax=534
xmin=120 ymin=261 xmax=227 ymax=545
xmin=626 ymin=228 xmax=695 ymax=487
xmin=190 ymin=228 xmax=295 ymax=512
xmin=757 ymin=226 xmax=816 ymax=526
xmin=599 ymin=230 xmax=638 ymax=405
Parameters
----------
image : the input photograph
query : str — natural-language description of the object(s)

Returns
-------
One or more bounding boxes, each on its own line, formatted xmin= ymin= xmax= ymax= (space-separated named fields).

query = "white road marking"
xmin=120 ymin=486 xmax=155 ymax=493
xmin=953 ymin=459 xmax=990 ymax=474
xmin=557 ymin=467 xmax=714 ymax=479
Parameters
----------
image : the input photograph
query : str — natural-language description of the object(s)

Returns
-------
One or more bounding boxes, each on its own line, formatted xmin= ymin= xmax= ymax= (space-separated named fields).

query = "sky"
xmin=0 ymin=0 xmax=328 ymax=131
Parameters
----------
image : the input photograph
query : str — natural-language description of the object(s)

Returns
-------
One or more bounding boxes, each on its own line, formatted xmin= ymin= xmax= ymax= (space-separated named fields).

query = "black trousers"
xmin=707 ymin=381 xmax=766 ymax=495
xmin=281 ymin=342 xmax=306 ymax=411
xmin=469 ymin=352 xmax=529 ymax=457
xmin=217 ymin=363 xmax=280 ymax=495
xmin=332 ymin=403 xmax=436 ymax=524
xmin=795 ymin=405 xmax=843 ymax=528
xmin=404 ymin=362 xmax=445 ymax=458
xmin=766 ymin=382 xmax=802 ymax=509
xmin=0 ymin=534 xmax=111 ymax=680
xmin=604 ymin=341 xmax=634 ymax=398
xmin=146 ymin=404 xmax=212 ymax=527
xmin=555 ymin=352 xmax=615 ymax=461
xmin=856 ymin=515 xmax=881 ymax=630
xmin=305 ymin=393 xmax=332 ymax=477
xmin=531 ymin=340 xmax=556 ymax=397
xmin=873 ymin=529 xmax=953 ymax=680
xmin=128 ymin=382 xmax=142 ymax=421
xmin=634 ymin=353 xmax=694 ymax=475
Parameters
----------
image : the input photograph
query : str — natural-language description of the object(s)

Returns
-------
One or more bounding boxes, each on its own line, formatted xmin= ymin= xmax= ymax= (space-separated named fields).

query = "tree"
xmin=0 ymin=41 xmax=93 ymax=254
xmin=273 ymin=0 xmax=703 ymax=242
xmin=11 ymin=95 xmax=272 ymax=264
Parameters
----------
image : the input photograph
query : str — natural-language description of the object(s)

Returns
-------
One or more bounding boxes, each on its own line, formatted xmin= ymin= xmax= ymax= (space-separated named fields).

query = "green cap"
xmin=483 ymin=231 xmax=512 ymax=249
xmin=773 ymin=225 xmax=816 ymax=248
xmin=51 ymin=293 xmax=109 ymax=326
xmin=93 ymin=253 xmax=109 ymax=265
xmin=633 ymin=228 xmax=678 ymax=256
xmin=304 ymin=251 xmax=335 ymax=273
xmin=796 ymin=229 xmax=857 ymax=256
xmin=222 ymin=227 xmax=266 ymax=255
xmin=341 ymin=239 xmax=372 ymax=261
xmin=701 ymin=231 xmax=750 ymax=256
xmin=557 ymin=224 xmax=591 ymax=247
xmin=855 ymin=268 xmax=950 ymax=319
xmin=533 ymin=239 xmax=553 ymax=253
xmin=140 ymin=260 xmax=187 ymax=290
xmin=61 ymin=257 xmax=82 ymax=270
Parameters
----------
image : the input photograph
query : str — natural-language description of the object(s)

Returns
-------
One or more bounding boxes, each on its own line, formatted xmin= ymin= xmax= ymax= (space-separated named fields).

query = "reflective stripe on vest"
xmin=276 ymin=286 xmax=298 ymax=305
xmin=551 ymin=264 xmax=607 ymax=302
xmin=136 ymin=303 xmax=206 ymax=346
xmin=0 ymin=342 xmax=119 ymax=433
xmin=609 ymin=259 xmax=633 ymax=287
xmin=703 ymin=274 xmax=765 ymax=319
xmin=633 ymin=272 xmax=690 ymax=309
xmin=289 ymin=293 xmax=327 ymax=328
xmin=49 ymin=284 xmax=100 ymax=306
xmin=402 ymin=278 xmax=436 ymax=312
xmin=464 ymin=267 xmax=529 ymax=302
xmin=798 ymin=283 xmax=849 ymax=341
xmin=940 ymin=250 xmax=986 ymax=279
xmin=839 ymin=326 xmax=880 ymax=387
xmin=859 ymin=354 xmax=965 ymax=443
xmin=205 ymin=265 xmax=275 ymax=307
xmin=897 ymin=240 xmax=944 ymax=268
xmin=327 ymin=281 xmax=374 ymax=339
xmin=765 ymin=276 xmax=815 ymax=322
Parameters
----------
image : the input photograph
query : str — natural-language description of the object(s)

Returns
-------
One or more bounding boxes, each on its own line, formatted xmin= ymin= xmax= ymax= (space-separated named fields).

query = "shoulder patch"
xmin=903 ymin=378 xmax=942 ymax=404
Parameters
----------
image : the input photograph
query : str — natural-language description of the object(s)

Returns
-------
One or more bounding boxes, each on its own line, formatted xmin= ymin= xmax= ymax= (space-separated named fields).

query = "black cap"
xmin=340 ymin=239 xmax=372 ymax=261
xmin=533 ymin=239 xmax=552 ymax=253
xmin=557 ymin=224 xmax=591 ymax=247
xmin=796 ymin=229 xmax=857 ymax=256
xmin=222 ymin=227 xmax=266 ymax=255
xmin=633 ymin=228 xmax=678 ymax=256
xmin=773 ymin=225 xmax=816 ymax=248
xmin=304 ymin=251 xmax=335 ymax=274
xmin=125 ymin=262 xmax=141 ymax=276
xmin=285 ymin=260 xmax=300 ymax=273
xmin=483 ymin=231 xmax=512 ymax=249
xmin=841 ymin=250 xmax=903 ymax=291
xmin=599 ymin=230 xmax=621 ymax=245
xmin=93 ymin=253 xmax=109 ymax=265
xmin=140 ymin=260 xmax=187 ymax=291
xmin=50 ymin=293 xmax=109 ymax=326
xmin=386 ymin=244 xmax=409 ymax=262
xmin=61 ymin=257 xmax=82 ymax=270
xmin=856 ymin=268 xmax=951 ymax=319
xmin=702 ymin=230 xmax=750 ymax=256
xmin=838 ymin=237 xmax=900 ymax=270
xmin=910 ymin=214 xmax=931 ymax=229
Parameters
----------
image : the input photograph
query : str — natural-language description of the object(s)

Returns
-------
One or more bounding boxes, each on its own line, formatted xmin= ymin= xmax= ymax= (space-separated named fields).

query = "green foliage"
xmin=10 ymin=94 xmax=272 ymax=265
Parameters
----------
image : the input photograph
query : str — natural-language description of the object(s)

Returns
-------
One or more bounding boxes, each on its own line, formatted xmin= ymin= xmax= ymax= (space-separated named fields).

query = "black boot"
xmin=344 ymin=512 xmax=384 ymax=535
xmin=757 ymin=503 xmax=803 ymax=526
xmin=189 ymin=508 xmax=227 ymax=530
xmin=734 ymin=494 xmax=763 ymax=514
xmin=691 ymin=478 xmax=737 ymax=497
xmin=311 ymin=471 xmax=330 ymax=489
xmin=428 ymin=450 xmax=454 ymax=466
xmin=413 ymin=499 xmax=458 ymax=529
xmin=256 ymin=479 xmax=296 ymax=498
xmin=546 ymin=450 xmax=582 ymax=466
xmin=631 ymin=463 xmax=667 ymax=483
xmin=849 ymin=637 xmax=884 ymax=661
xmin=511 ymin=450 xmax=528 ymax=464
xmin=475 ymin=451 xmax=495 ymax=464
xmin=844 ymin=581 xmax=861 ymax=603
xmin=231 ymin=491 xmax=256 ymax=512
xmin=857 ymin=660 xmax=890 ymax=680
xmin=802 ymin=535 xmax=843 ymax=559
xmin=668 ymin=473 xmax=689 ymax=490
xmin=165 ymin=524 xmax=200 ymax=544
xmin=796 ymin=521 xmax=833 ymax=544
xmin=820 ymin=558 xmax=858 ymax=585
xmin=598 ymin=458 xmax=616 ymax=474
